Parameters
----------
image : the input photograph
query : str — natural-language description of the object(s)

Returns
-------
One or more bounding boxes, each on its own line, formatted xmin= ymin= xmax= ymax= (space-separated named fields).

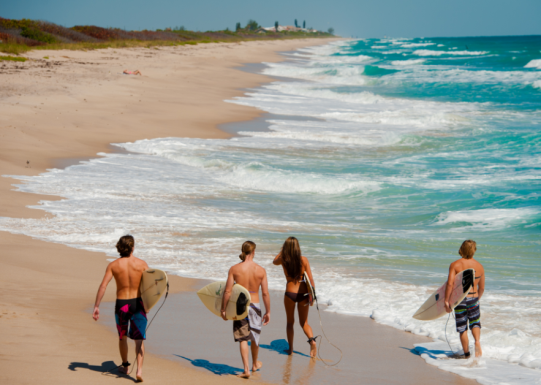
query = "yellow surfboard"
xmin=197 ymin=281 xmax=251 ymax=320
xmin=140 ymin=269 xmax=168 ymax=312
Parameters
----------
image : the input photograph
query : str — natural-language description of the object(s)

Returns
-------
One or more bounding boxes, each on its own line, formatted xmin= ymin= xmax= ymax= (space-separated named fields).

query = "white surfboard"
xmin=304 ymin=271 xmax=316 ymax=306
xmin=197 ymin=281 xmax=251 ymax=320
xmin=140 ymin=269 xmax=168 ymax=312
xmin=413 ymin=268 xmax=475 ymax=321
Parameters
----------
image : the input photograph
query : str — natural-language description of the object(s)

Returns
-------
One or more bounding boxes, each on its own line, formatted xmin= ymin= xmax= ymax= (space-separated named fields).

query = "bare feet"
xmin=252 ymin=361 xmax=263 ymax=372
xmin=237 ymin=372 xmax=250 ymax=379
xmin=309 ymin=341 xmax=317 ymax=358
xmin=285 ymin=348 xmax=293 ymax=355
xmin=475 ymin=341 xmax=482 ymax=357
xmin=118 ymin=366 xmax=128 ymax=374
xmin=136 ymin=375 xmax=143 ymax=382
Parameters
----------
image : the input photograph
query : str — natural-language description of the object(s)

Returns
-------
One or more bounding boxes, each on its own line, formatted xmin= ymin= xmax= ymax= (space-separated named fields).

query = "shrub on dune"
xmin=38 ymin=21 xmax=99 ymax=43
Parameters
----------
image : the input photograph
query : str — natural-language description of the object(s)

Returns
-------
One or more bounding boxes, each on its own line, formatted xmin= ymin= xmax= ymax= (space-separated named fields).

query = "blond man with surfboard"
xmin=445 ymin=240 xmax=485 ymax=358
xmin=221 ymin=241 xmax=271 ymax=379
xmin=93 ymin=235 xmax=149 ymax=382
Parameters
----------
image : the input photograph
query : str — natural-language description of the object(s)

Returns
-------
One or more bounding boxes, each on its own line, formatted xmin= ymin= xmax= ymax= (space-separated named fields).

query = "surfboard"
xmin=197 ymin=281 xmax=251 ymax=320
xmin=304 ymin=271 xmax=316 ymax=306
xmin=140 ymin=269 xmax=168 ymax=312
xmin=413 ymin=268 xmax=475 ymax=321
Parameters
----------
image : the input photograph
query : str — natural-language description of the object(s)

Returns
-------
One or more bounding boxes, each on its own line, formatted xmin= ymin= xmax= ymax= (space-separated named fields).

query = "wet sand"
xmin=101 ymin=285 xmax=474 ymax=385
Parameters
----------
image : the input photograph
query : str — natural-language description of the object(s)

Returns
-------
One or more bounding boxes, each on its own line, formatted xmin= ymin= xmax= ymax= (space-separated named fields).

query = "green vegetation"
xmin=245 ymin=19 xmax=259 ymax=31
xmin=0 ymin=16 xmax=335 ymax=55
xmin=21 ymin=26 xmax=57 ymax=43
xmin=0 ymin=55 xmax=27 ymax=62
xmin=328 ymin=27 xmax=335 ymax=35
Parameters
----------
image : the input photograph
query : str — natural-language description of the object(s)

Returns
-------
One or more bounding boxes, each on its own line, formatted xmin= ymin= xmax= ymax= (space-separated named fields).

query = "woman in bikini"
xmin=273 ymin=237 xmax=317 ymax=357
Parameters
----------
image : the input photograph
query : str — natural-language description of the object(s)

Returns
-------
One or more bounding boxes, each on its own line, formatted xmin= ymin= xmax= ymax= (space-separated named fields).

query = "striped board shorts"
xmin=454 ymin=297 xmax=481 ymax=333
xmin=233 ymin=303 xmax=262 ymax=346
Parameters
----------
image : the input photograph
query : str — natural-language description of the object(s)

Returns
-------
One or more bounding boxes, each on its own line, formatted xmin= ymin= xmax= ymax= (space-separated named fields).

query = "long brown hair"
xmin=281 ymin=237 xmax=302 ymax=281
xmin=239 ymin=241 xmax=256 ymax=261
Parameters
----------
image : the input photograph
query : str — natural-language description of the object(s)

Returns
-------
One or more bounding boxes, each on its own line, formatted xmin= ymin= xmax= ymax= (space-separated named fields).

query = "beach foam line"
xmin=415 ymin=341 xmax=541 ymax=385
xmin=390 ymin=59 xmax=426 ymax=66
xmin=413 ymin=49 xmax=489 ymax=56
xmin=400 ymin=42 xmax=435 ymax=48
xmin=524 ymin=59 xmax=541 ymax=70
xmin=433 ymin=208 xmax=540 ymax=231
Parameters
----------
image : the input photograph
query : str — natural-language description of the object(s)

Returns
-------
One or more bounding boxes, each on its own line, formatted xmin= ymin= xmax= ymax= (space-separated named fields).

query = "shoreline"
xmin=0 ymin=37 xmax=477 ymax=384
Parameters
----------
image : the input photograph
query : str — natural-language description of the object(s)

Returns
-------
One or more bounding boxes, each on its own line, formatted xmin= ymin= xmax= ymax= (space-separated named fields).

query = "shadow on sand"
xmin=260 ymin=339 xmax=311 ymax=358
xmin=175 ymin=355 xmax=243 ymax=376
xmin=68 ymin=361 xmax=138 ymax=382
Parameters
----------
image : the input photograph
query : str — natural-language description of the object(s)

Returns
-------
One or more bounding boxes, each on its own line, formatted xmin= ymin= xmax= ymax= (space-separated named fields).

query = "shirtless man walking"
xmin=221 ymin=241 xmax=271 ymax=379
xmin=444 ymin=240 xmax=485 ymax=358
xmin=93 ymin=235 xmax=149 ymax=382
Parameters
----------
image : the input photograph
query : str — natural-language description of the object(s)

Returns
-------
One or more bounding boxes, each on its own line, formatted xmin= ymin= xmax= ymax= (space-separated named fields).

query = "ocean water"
xmin=1 ymin=36 xmax=541 ymax=383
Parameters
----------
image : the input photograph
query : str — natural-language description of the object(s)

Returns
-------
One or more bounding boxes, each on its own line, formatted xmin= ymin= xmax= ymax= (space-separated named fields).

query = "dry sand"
xmin=0 ymin=38 xmax=476 ymax=384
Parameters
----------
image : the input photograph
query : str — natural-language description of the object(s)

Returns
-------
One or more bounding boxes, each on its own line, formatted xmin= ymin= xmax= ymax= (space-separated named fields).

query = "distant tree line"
xmin=233 ymin=19 xmax=334 ymax=35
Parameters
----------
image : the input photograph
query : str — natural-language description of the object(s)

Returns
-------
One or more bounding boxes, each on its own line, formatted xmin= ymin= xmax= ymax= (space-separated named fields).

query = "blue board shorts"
xmin=454 ymin=297 xmax=481 ymax=333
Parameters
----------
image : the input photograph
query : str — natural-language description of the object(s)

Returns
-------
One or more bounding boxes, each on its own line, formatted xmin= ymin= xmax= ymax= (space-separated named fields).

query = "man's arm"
xmin=478 ymin=269 xmax=485 ymax=300
xmin=444 ymin=263 xmax=456 ymax=313
xmin=272 ymin=252 xmax=282 ymax=266
xmin=261 ymin=269 xmax=271 ymax=326
xmin=221 ymin=268 xmax=235 ymax=321
xmin=93 ymin=264 xmax=114 ymax=321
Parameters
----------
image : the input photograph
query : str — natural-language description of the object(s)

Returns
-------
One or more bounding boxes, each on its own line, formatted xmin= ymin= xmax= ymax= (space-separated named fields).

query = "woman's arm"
xmin=303 ymin=257 xmax=315 ymax=288
xmin=272 ymin=251 xmax=283 ymax=266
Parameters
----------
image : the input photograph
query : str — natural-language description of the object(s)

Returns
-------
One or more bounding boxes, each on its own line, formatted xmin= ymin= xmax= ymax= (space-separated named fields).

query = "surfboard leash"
xmin=313 ymin=297 xmax=343 ymax=367
xmin=445 ymin=312 xmax=456 ymax=355
xmin=127 ymin=281 xmax=170 ymax=377
xmin=145 ymin=281 xmax=169 ymax=332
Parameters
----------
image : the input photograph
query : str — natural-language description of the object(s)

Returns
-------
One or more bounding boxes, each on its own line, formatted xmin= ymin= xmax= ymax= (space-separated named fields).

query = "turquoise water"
xmin=233 ymin=36 xmax=541 ymax=293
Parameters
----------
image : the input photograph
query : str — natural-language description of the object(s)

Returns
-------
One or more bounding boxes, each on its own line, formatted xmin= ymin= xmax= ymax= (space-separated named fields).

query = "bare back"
xmin=449 ymin=258 xmax=485 ymax=298
xmin=110 ymin=256 xmax=149 ymax=299
xmin=229 ymin=260 xmax=266 ymax=303
xmin=274 ymin=255 xmax=314 ymax=293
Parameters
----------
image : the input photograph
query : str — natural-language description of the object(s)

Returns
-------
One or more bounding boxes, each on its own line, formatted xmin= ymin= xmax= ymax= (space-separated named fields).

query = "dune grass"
xmin=0 ymin=34 xmax=326 ymax=55
xmin=0 ymin=55 xmax=27 ymax=62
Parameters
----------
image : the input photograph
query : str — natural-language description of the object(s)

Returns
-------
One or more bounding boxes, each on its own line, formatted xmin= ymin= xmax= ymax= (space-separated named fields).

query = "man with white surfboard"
xmin=445 ymin=240 xmax=485 ymax=358
xmin=93 ymin=235 xmax=149 ymax=382
xmin=221 ymin=241 xmax=271 ymax=379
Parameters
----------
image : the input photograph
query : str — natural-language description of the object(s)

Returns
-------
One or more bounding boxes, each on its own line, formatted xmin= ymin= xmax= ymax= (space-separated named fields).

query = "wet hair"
xmin=281 ymin=237 xmax=302 ymax=282
xmin=116 ymin=235 xmax=134 ymax=257
xmin=458 ymin=240 xmax=476 ymax=260
xmin=239 ymin=241 xmax=256 ymax=261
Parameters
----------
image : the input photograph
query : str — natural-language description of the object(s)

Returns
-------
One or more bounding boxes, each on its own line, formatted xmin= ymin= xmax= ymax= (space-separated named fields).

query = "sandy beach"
xmin=0 ymin=38 xmax=477 ymax=384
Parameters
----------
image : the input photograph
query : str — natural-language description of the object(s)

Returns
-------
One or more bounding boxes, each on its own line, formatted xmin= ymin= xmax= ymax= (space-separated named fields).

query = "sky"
xmin=2 ymin=0 xmax=540 ymax=38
